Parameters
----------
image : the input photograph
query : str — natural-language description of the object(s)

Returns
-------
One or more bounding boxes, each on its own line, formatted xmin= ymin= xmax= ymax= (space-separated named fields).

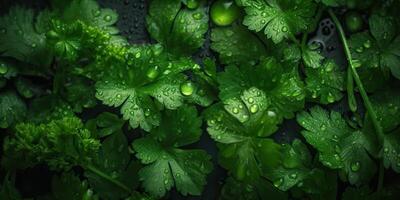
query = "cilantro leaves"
xmin=239 ymin=0 xmax=317 ymax=43
xmin=133 ymin=106 xmax=212 ymax=197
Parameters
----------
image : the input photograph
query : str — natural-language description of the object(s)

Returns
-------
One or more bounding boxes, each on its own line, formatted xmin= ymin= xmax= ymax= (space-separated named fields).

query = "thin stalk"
xmin=347 ymin=67 xmax=357 ymax=112
xmin=328 ymin=9 xmax=384 ymax=142
xmin=328 ymin=9 xmax=385 ymax=192
xmin=86 ymin=165 xmax=132 ymax=194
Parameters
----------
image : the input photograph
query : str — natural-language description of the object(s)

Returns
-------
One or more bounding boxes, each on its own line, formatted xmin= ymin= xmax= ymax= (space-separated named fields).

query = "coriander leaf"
xmin=305 ymin=60 xmax=345 ymax=104
xmin=382 ymin=131 xmax=400 ymax=173
xmin=205 ymin=104 xmax=281 ymax=181
xmin=218 ymin=57 xmax=305 ymax=125
xmin=52 ymin=173 xmax=98 ymax=200
xmin=0 ymin=91 xmax=27 ymax=128
xmin=370 ymin=88 xmax=400 ymax=132
xmin=297 ymin=106 xmax=351 ymax=169
xmin=147 ymin=0 xmax=208 ymax=56
xmin=350 ymin=14 xmax=400 ymax=79
xmin=86 ymin=132 xmax=140 ymax=199
xmin=239 ymin=0 xmax=317 ymax=43
xmin=268 ymin=139 xmax=312 ymax=191
xmin=302 ymin=44 xmax=324 ymax=68
xmin=92 ymin=112 xmax=125 ymax=138
xmin=211 ymin=25 xmax=267 ymax=65
xmin=95 ymin=47 xmax=196 ymax=131
xmin=61 ymin=0 xmax=121 ymax=37
xmin=133 ymin=106 xmax=212 ymax=197
xmin=297 ymin=107 xmax=376 ymax=185
xmin=220 ymin=177 xmax=287 ymax=200
xmin=0 ymin=7 xmax=52 ymax=66
xmin=64 ymin=76 xmax=97 ymax=113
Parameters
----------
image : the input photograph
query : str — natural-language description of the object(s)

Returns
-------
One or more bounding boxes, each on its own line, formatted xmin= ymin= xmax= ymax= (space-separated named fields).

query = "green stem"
xmin=347 ymin=67 xmax=357 ymax=112
xmin=328 ymin=9 xmax=384 ymax=143
xmin=85 ymin=165 xmax=132 ymax=194
xmin=328 ymin=9 xmax=385 ymax=192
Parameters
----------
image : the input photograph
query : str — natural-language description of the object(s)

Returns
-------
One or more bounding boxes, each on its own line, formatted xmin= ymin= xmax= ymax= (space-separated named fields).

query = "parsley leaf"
xmin=350 ymin=13 xmax=400 ymax=79
xmin=0 ymin=7 xmax=53 ymax=66
xmin=305 ymin=60 xmax=345 ymax=104
xmin=211 ymin=25 xmax=267 ymax=65
xmin=132 ymin=106 xmax=213 ymax=197
xmin=0 ymin=91 xmax=27 ymax=128
xmin=218 ymin=57 xmax=305 ymax=125
xmin=147 ymin=0 xmax=208 ymax=56
xmin=239 ymin=0 xmax=317 ymax=43
xmin=220 ymin=177 xmax=287 ymax=200
xmin=297 ymin=107 xmax=377 ymax=185
xmin=205 ymin=104 xmax=281 ymax=181
xmin=51 ymin=173 xmax=98 ymax=200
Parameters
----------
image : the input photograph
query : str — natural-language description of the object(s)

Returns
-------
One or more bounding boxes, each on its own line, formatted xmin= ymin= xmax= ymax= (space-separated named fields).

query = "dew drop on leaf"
xmin=273 ymin=178 xmax=283 ymax=187
xmin=104 ymin=15 xmax=112 ymax=22
xmin=250 ymin=105 xmax=259 ymax=113
xmin=351 ymin=161 xmax=360 ymax=172
xmin=363 ymin=40 xmax=371 ymax=49
xmin=180 ymin=81 xmax=195 ymax=96
xmin=146 ymin=66 xmax=159 ymax=80
xmin=192 ymin=13 xmax=202 ymax=20
xmin=290 ymin=173 xmax=297 ymax=179
xmin=232 ymin=107 xmax=239 ymax=114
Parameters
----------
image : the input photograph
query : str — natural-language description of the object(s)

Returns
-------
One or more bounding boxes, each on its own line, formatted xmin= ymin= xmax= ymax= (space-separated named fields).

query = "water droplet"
xmin=383 ymin=147 xmax=389 ymax=153
xmin=144 ymin=109 xmax=151 ymax=117
xmin=248 ymin=97 xmax=254 ymax=104
xmin=351 ymin=161 xmax=360 ymax=172
xmin=164 ymin=179 xmax=169 ymax=185
xmin=273 ymin=178 xmax=283 ymax=188
xmin=232 ymin=107 xmax=239 ymax=114
xmin=104 ymin=15 xmax=112 ymax=22
xmin=327 ymin=93 xmax=335 ymax=103
xmin=180 ymin=82 xmax=195 ymax=96
xmin=363 ymin=40 xmax=371 ymax=49
xmin=192 ymin=13 xmax=202 ymax=20
xmin=93 ymin=10 xmax=101 ymax=17
xmin=0 ymin=63 xmax=8 ymax=74
xmin=281 ymin=26 xmax=288 ymax=32
xmin=250 ymin=105 xmax=259 ymax=113
xmin=135 ymin=52 xmax=141 ymax=58
xmin=146 ymin=66 xmax=160 ymax=80
xmin=356 ymin=46 xmax=364 ymax=53
xmin=320 ymin=124 xmax=326 ymax=131
xmin=290 ymin=173 xmax=297 ymax=179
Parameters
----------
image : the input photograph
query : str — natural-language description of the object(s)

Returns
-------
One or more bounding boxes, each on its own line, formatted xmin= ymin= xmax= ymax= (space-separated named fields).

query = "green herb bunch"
xmin=0 ymin=0 xmax=400 ymax=199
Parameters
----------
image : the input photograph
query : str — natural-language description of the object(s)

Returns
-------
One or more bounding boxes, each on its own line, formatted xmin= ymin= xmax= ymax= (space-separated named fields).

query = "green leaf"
xmin=239 ymin=0 xmax=317 ymax=43
xmin=86 ymin=132 xmax=140 ymax=200
xmin=297 ymin=107 xmax=351 ymax=169
xmin=0 ymin=91 xmax=27 ymax=128
xmin=93 ymin=112 xmax=125 ymax=138
xmin=302 ymin=44 xmax=324 ymax=68
xmin=297 ymin=107 xmax=376 ymax=185
xmin=211 ymin=25 xmax=267 ymax=65
xmin=268 ymin=139 xmax=312 ymax=191
xmin=52 ymin=173 xmax=98 ymax=200
xmin=205 ymin=104 xmax=281 ymax=181
xmin=370 ymin=88 xmax=400 ymax=132
xmin=64 ymin=76 xmax=97 ymax=113
xmin=305 ymin=60 xmax=345 ymax=104
xmin=382 ymin=131 xmax=400 ymax=173
xmin=218 ymin=57 xmax=305 ymax=124
xmin=3 ymin=117 xmax=101 ymax=170
xmin=27 ymin=95 xmax=75 ymax=124
xmin=95 ymin=45 xmax=196 ymax=131
xmin=132 ymin=106 xmax=212 ymax=197
xmin=350 ymin=14 xmax=400 ymax=79
xmin=0 ymin=7 xmax=52 ymax=66
xmin=220 ymin=177 xmax=287 ymax=200
xmin=61 ymin=0 xmax=121 ymax=36
xmin=147 ymin=0 xmax=208 ymax=56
